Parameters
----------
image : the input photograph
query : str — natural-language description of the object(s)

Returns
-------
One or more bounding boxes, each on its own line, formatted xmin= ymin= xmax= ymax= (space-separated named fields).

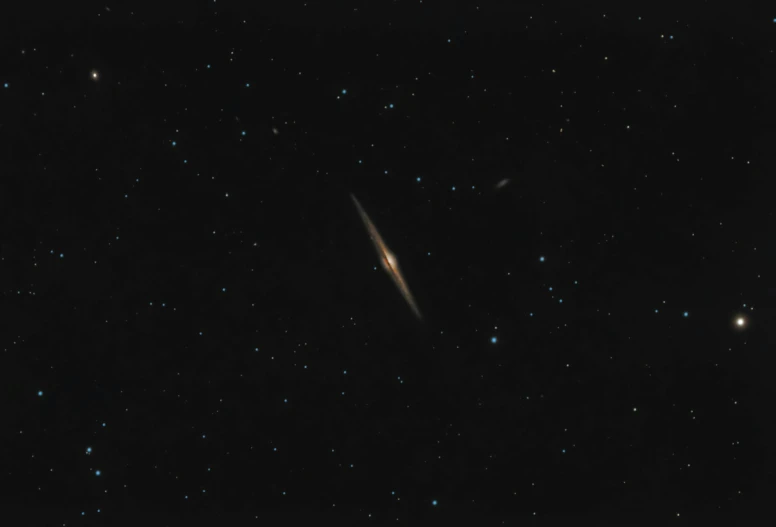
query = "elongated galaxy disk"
xmin=351 ymin=194 xmax=423 ymax=320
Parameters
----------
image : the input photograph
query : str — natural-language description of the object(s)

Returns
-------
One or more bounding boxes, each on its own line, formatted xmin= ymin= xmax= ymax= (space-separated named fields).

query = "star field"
xmin=1 ymin=1 xmax=775 ymax=525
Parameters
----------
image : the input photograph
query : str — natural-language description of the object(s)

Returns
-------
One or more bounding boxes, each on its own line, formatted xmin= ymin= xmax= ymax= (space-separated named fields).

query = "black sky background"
xmin=1 ymin=1 xmax=775 ymax=525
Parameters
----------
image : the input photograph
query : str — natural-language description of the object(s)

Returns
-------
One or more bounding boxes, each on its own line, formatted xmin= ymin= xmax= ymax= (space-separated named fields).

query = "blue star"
xmin=683 ymin=311 xmax=689 ymax=318
xmin=539 ymin=256 xmax=545 ymax=262
xmin=490 ymin=337 xmax=497 ymax=344
xmin=95 ymin=470 xmax=101 ymax=476
xmin=432 ymin=499 xmax=438 ymax=506
xmin=37 ymin=391 xmax=43 ymax=397
xmin=342 ymin=89 xmax=347 ymax=95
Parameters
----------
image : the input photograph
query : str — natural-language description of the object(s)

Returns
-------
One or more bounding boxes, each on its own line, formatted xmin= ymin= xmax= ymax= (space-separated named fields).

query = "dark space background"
xmin=1 ymin=1 xmax=775 ymax=525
